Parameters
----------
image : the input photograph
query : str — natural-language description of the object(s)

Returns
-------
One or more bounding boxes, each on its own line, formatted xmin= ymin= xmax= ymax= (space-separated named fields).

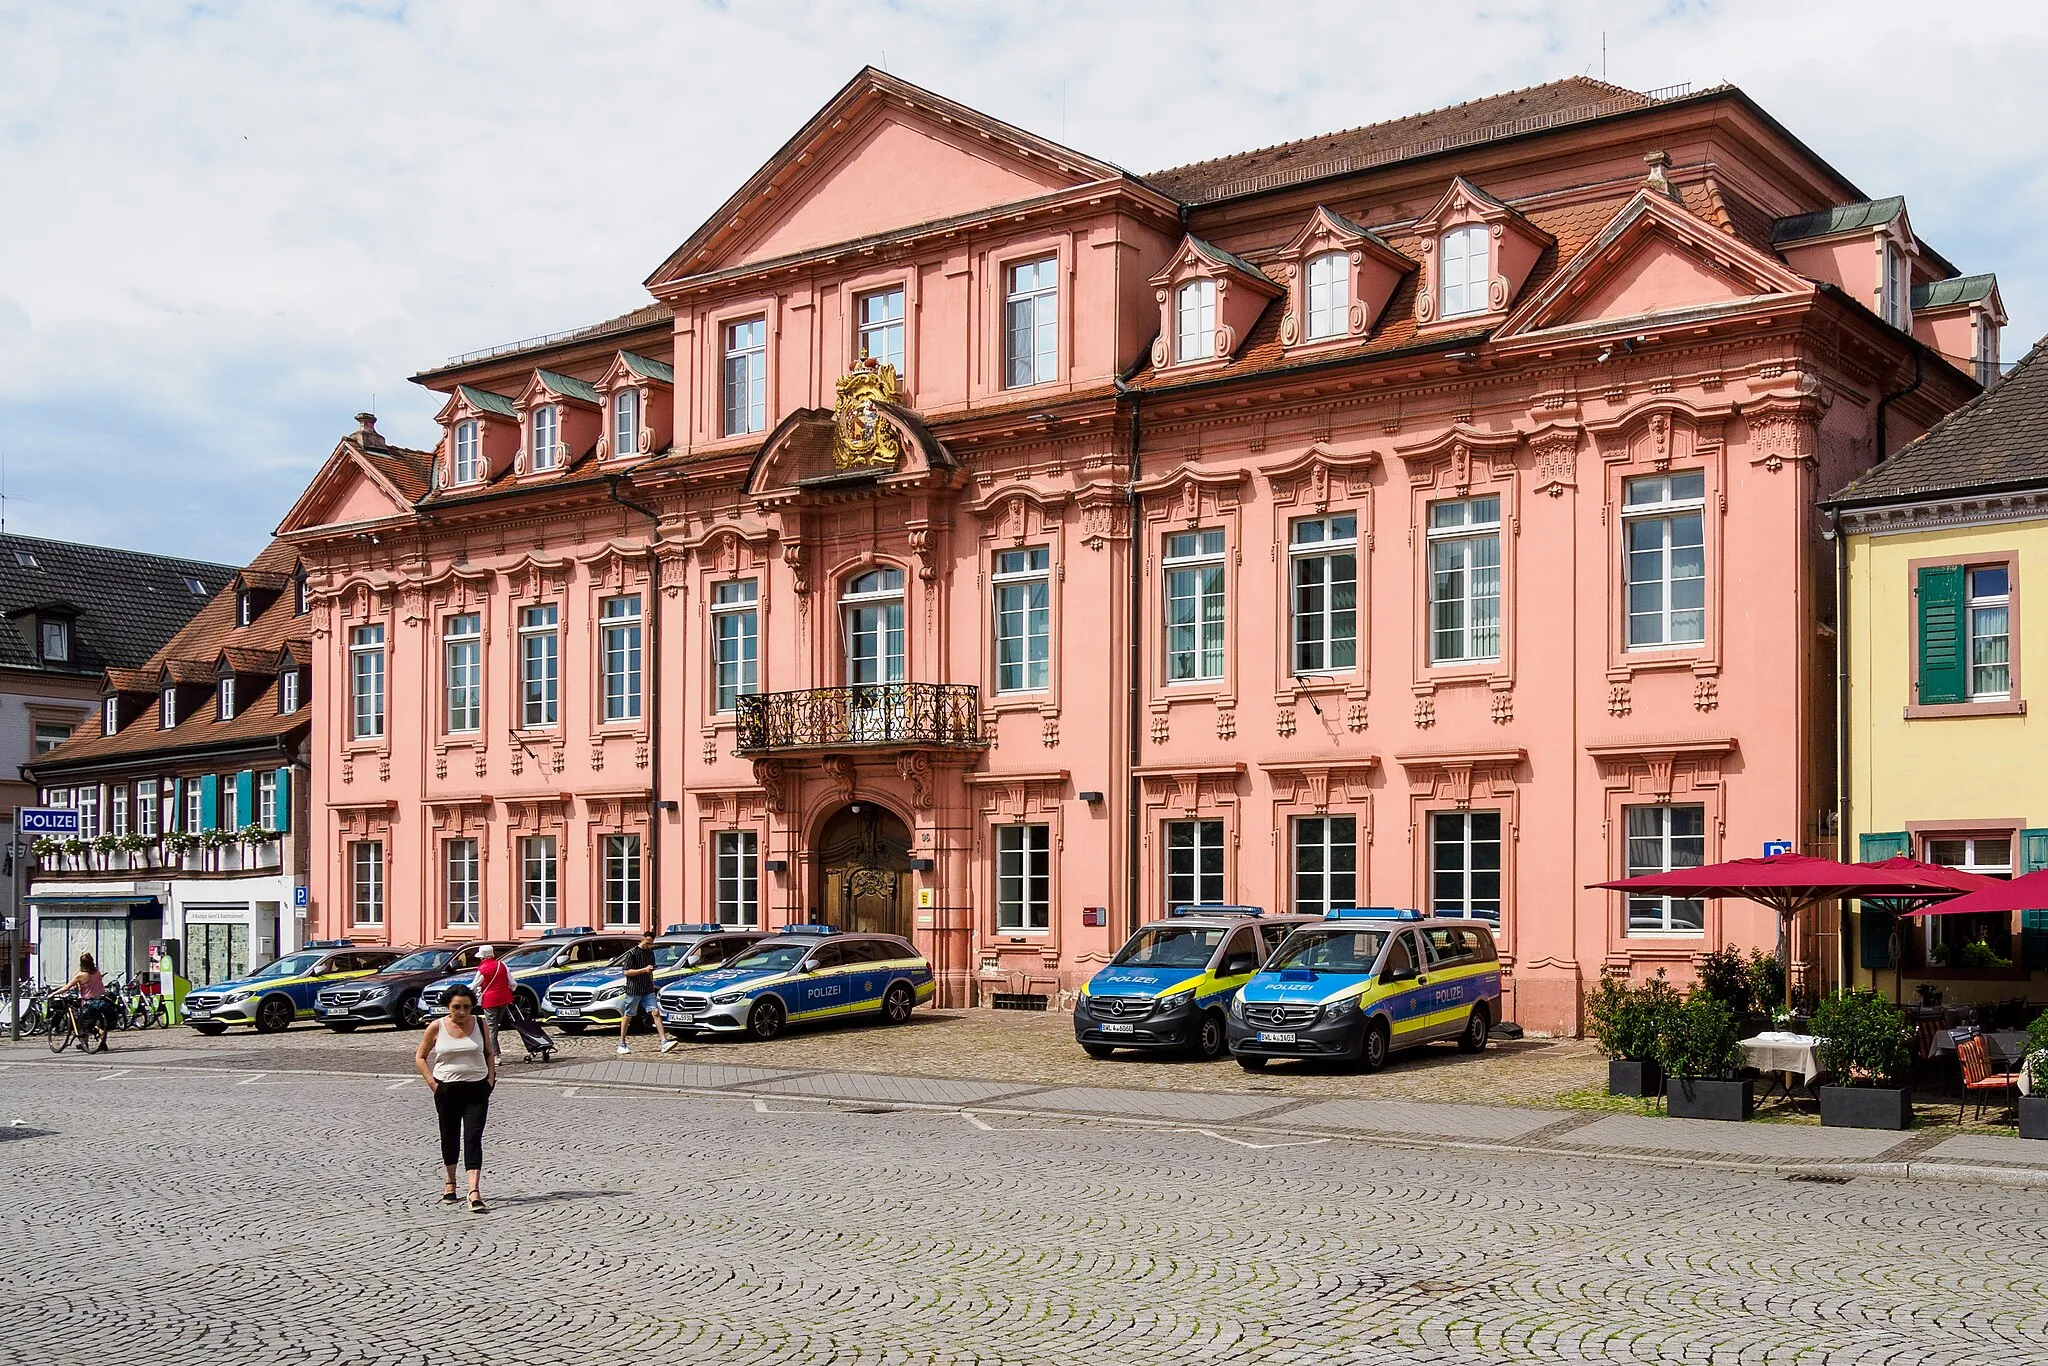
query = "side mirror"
xmin=1223 ymin=955 xmax=1258 ymax=975
xmin=1382 ymin=964 xmax=1415 ymax=984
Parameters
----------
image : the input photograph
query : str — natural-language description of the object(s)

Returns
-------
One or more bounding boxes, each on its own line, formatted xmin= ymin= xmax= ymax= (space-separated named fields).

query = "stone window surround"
xmin=985 ymin=231 xmax=1074 ymax=400
xmin=1259 ymin=759 xmax=1377 ymax=915
xmin=1135 ymin=464 xmax=1248 ymax=737
xmin=1263 ymin=442 xmax=1378 ymax=722
xmin=968 ymin=483 xmax=1069 ymax=732
xmin=833 ymin=262 xmax=920 ymax=385
xmin=968 ymin=770 xmax=1069 ymax=950
xmin=1135 ymin=762 xmax=1244 ymax=919
xmin=1905 ymin=549 xmax=2024 ymax=719
xmin=1394 ymin=747 xmax=1524 ymax=966
xmin=1395 ymin=424 xmax=1521 ymax=727
xmin=694 ymin=294 xmax=781 ymax=448
xmin=575 ymin=546 xmax=655 ymax=763
xmin=1587 ymin=734 xmax=1734 ymax=962
xmin=427 ymin=797 xmax=494 ymax=930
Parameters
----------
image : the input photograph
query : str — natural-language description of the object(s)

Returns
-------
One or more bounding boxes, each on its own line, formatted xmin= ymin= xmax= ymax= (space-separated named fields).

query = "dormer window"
xmin=280 ymin=667 xmax=301 ymax=715
xmin=1882 ymin=244 xmax=1909 ymax=330
xmin=103 ymin=697 xmax=118 ymax=736
xmin=530 ymin=404 xmax=559 ymax=471
xmin=611 ymin=388 xmax=639 ymax=459
xmin=1439 ymin=226 xmax=1489 ymax=319
xmin=161 ymin=687 xmax=177 ymax=729
xmin=1305 ymin=253 xmax=1349 ymax=340
xmin=218 ymin=677 xmax=235 ymax=722
xmin=1175 ymin=280 xmax=1216 ymax=362
xmin=1976 ymin=318 xmax=2000 ymax=387
xmin=39 ymin=619 xmax=69 ymax=662
xmin=294 ymin=573 xmax=309 ymax=616
xmin=236 ymin=591 xmax=255 ymax=627
xmin=453 ymin=418 xmax=481 ymax=484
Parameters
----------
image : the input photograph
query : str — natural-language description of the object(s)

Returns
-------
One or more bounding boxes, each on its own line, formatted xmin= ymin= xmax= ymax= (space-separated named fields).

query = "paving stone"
xmin=1922 ymin=1132 xmax=2048 ymax=1167
xmin=550 ymin=1060 xmax=795 ymax=1089
xmin=745 ymin=1072 xmax=1040 ymax=1105
xmin=1282 ymin=1097 xmax=1564 ymax=1141
xmin=1566 ymin=1114 xmax=1905 ymax=1160
xmin=1021 ymin=1086 xmax=1293 ymax=1121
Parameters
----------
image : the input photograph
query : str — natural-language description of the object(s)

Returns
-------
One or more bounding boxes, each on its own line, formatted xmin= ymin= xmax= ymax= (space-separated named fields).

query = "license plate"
xmin=186 ymin=1010 xmax=210 ymax=1020
xmin=1101 ymin=1022 xmax=1135 ymax=1034
xmin=556 ymin=1007 xmax=580 ymax=1018
xmin=1257 ymin=1031 xmax=1297 ymax=1043
xmin=321 ymin=1008 xmax=346 ymax=1017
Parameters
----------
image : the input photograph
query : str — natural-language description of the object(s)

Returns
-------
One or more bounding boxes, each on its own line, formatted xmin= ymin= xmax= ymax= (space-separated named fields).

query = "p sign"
xmin=1762 ymin=839 xmax=1794 ymax=858
xmin=17 ymin=807 xmax=81 ymax=837
xmin=292 ymin=884 xmax=309 ymax=909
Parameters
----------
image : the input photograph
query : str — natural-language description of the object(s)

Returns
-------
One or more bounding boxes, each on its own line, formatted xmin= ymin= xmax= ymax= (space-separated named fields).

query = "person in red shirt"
xmin=472 ymin=946 xmax=514 ymax=1057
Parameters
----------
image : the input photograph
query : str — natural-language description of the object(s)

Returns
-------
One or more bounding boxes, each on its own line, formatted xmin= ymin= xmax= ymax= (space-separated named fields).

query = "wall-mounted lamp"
xmin=1077 ymin=791 xmax=1104 ymax=804
xmin=655 ymin=800 xmax=679 ymax=812
xmin=908 ymin=857 xmax=934 ymax=873
xmin=763 ymin=859 xmax=788 ymax=874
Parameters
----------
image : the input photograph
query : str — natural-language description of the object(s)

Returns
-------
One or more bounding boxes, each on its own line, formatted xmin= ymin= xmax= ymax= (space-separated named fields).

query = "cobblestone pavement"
xmin=4 ymin=1060 xmax=2046 ymax=1365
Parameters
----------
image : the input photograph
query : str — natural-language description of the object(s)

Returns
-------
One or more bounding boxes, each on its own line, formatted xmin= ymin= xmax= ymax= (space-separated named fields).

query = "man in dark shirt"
xmin=615 ymin=933 xmax=676 ymax=1056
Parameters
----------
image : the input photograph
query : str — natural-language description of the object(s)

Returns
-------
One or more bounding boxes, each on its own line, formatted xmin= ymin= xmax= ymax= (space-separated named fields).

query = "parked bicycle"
xmin=46 ymin=991 xmax=111 ymax=1055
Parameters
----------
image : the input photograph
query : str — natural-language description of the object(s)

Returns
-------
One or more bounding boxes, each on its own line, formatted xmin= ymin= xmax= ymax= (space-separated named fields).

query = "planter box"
xmin=2019 ymin=1096 xmax=2048 ymax=1141
xmin=1608 ymin=1059 xmax=1662 ymax=1098
xmin=1665 ymin=1077 xmax=1754 ymax=1122
xmin=1817 ymin=1085 xmax=1913 ymax=1131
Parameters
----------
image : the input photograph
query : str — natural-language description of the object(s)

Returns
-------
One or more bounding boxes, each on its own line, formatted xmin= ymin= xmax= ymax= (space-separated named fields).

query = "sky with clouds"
xmin=3 ymin=0 xmax=2044 ymax=565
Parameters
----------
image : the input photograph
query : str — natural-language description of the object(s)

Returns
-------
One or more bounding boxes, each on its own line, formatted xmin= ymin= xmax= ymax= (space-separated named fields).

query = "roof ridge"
xmin=0 ymin=531 xmax=237 ymax=574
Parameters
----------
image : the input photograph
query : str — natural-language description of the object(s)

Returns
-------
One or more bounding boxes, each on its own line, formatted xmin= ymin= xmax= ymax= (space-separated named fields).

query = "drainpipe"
xmin=603 ymin=474 xmax=666 ymax=924
xmin=1113 ymin=375 xmax=1143 ymax=940
xmin=1829 ymin=504 xmax=1852 ymax=997
xmin=1873 ymin=348 xmax=1923 ymax=462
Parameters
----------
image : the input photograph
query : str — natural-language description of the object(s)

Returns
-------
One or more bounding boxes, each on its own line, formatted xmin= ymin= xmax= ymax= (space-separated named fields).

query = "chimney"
xmin=354 ymin=412 xmax=387 ymax=449
xmin=1642 ymin=150 xmax=1680 ymax=201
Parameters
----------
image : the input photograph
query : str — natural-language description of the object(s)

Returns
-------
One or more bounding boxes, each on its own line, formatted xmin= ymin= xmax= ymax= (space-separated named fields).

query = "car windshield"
xmin=723 ymin=943 xmax=813 ymax=973
xmin=498 ymin=943 xmax=563 ymax=968
xmin=383 ymin=949 xmax=455 ymax=974
xmin=1266 ymin=929 xmax=1390 ymax=974
xmin=652 ymin=943 xmax=696 ymax=967
xmin=250 ymin=952 xmax=325 ymax=980
xmin=1112 ymin=926 xmax=1226 ymax=968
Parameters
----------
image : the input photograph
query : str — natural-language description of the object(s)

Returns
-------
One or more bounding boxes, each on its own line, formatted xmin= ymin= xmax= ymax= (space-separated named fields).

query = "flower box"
xmin=2018 ymin=1096 xmax=2048 ymax=1141
xmin=1816 ymin=1085 xmax=1912 ymax=1131
xmin=1608 ymin=1059 xmax=1662 ymax=1098
xmin=1665 ymin=1077 xmax=1753 ymax=1122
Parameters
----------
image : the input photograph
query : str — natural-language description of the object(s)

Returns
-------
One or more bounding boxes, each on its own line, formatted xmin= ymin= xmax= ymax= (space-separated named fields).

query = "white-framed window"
xmin=600 ymin=594 xmax=643 ymax=724
xmin=39 ymin=619 xmax=69 ymax=662
xmin=39 ymin=786 xmax=71 ymax=809
xmin=1175 ymin=279 xmax=1215 ymax=362
xmin=995 ymin=824 xmax=1051 ymax=932
xmin=611 ymin=387 xmax=639 ymax=458
xmin=1427 ymin=495 xmax=1501 ymax=664
xmin=1625 ymin=805 xmax=1706 ymax=934
xmin=1292 ymin=814 xmax=1357 ymax=918
xmin=294 ymin=574 xmax=309 ymax=616
xmin=857 ymin=287 xmax=905 ymax=373
xmin=519 ymin=604 xmax=559 ymax=728
xmin=1305 ymin=251 xmax=1349 ymax=340
xmin=1430 ymin=810 xmax=1502 ymax=923
xmin=103 ymin=697 xmax=118 ymax=736
xmin=1967 ymin=565 xmax=2011 ymax=700
xmin=529 ymin=403 xmax=559 ymax=472
xmin=441 ymin=613 xmax=480 ymax=733
xmin=842 ymin=568 xmax=906 ymax=686
xmin=279 ymin=668 xmax=301 ymax=715
xmin=255 ymin=771 xmax=276 ymax=830
xmin=1623 ymin=471 xmax=1706 ymax=648
xmin=34 ymin=722 xmax=72 ymax=754
xmin=723 ymin=317 xmax=767 ymax=436
xmin=1922 ymin=833 xmax=2015 ymax=963
xmin=1976 ymin=317 xmax=2000 ymax=388
xmin=351 ymin=841 xmax=384 ymax=926
xmin=1165 ymin=818 xmax=1226 ymax=910
xmin=236 ymin=591 xmax=255 ymax=628
xmin=160 ymin=687 xmax=176 ymax=729
xmin=1882 ymin=244 xmax=1908 ymax=329
xmin=1290 ymin=514 xmax=1357 ymax=674
xmin=711 ymin=580 xmax=759 ymax=713
xmin=110 ymin=787 xmax=128 ymax=838
xmin=135 ymin=780 xmax=158 ymax=839
xmin=601 ymin=834 xmax=643 ymax=926
xmin=217 ymin=677 xmax=235 ymax=722
xmin=1003 ymin=256 xmax=1058 ymax=388
xmin=992 ymin=546 xmax=1050 ymax=693
xmin=1164 ymin=529 xmax=1227 ymax=683
xmin=714 ymin=830 xmax=759 ymax=926
xmin=77 ymin=786 xmax=99 ymax=838
xmin=452 ymin=418 xmax=481 ymax=484
xmin=185 ymin=781 xmax=202 ymax=834
xmin=349 ymin=624 xmax=386 ymax=740
xmin=1438 ymin=224 xmax=1489 ymax=319
xmin=444 ymin=838 xmax=480 ymax=926
xmin=221 ymin=776 xmax=239 ymax=831
xmin=520 ymin=835 xmax=558 ymax=928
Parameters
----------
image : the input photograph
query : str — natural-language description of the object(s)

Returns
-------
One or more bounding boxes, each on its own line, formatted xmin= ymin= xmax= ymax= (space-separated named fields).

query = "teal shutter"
xmin=2022 ymin=911 xmax=2048 ymax=972
xmin=1859 ymin=909 xmax=1897 ymax=970
xmin=235 ymin=771 xmax=255 ymax=829
xmin=1859 ymin=832 xmax=1911 ymax=862
xmin=2021 ymin=829 xmax=2048 ymax=873
xmin=273 ymin=767 xmax=292 ymax=832
xmin=166 ymin=778 xmax=182 ymax=831
xmin=199 ymin=775 xmax=219 ymax=830
xmin=1915 ymin=564 xmax=1968 ymax=704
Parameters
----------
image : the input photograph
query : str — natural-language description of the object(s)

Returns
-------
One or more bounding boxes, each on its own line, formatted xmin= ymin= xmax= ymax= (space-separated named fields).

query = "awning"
xmin=27 ymin=894 xmax=163 ymax=916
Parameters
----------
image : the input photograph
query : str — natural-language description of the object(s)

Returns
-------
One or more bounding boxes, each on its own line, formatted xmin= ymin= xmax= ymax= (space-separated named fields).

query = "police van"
xmin=1072 ymin=905 xmax=1320 ymax=1060
xmin=1225 ymin=907 xmax=1501 ymax=1071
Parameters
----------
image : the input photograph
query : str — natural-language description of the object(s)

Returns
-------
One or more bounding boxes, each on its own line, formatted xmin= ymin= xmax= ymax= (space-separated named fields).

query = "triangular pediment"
xmin=1498 ymin=191 xmax=1813 ymax=339
xmin=649 ymin=68 xmax=1125 ymax=286
xmin=276 ymin=440 xmax=419 ymax=536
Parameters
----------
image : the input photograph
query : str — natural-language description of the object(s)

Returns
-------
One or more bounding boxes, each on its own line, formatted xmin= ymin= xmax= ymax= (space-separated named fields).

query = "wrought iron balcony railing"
xmin=734 ymin=683 xmax=985 ymax=755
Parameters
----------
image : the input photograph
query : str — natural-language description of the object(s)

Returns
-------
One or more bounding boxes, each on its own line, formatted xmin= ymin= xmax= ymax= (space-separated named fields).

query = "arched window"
xmin=840 ymin=568 xmax=906 ymax=686
xmin=530 ymin=404 xmax=559 ymax=471
xmin=1305 ymin=252 xmax=1349 ymax=340
xmin=1176 ymin=279 xmax=1216 ymax=362
xmin=1438 ymin=225 xmax=1489 ymax=319
xmin=452 ymin=418 xmax=480 ymax=484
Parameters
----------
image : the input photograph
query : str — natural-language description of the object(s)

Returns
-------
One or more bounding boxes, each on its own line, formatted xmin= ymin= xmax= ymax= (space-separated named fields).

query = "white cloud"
xmin=1 ymin=0 xmax=2042 ymax=561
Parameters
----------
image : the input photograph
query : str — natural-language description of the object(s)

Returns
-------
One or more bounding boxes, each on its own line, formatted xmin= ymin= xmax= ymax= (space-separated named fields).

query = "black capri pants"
xmin=433 ymin=1078 xmax=492 ymax=1171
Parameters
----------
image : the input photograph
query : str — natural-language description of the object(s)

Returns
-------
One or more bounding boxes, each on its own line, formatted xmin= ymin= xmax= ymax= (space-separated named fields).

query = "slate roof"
xmin=418 ymin=303 xmax=675 ymax=384
xmin=620 ymin=351 xmax=676 ymax=384
xmin=1911 ymin=274 xmax=1997 ymax=311
xmin=536 ymin=369 xmax=603 ymax=405
xmin=1830 ymin=338 xmax=2048 ymax=506
xmin=28 ymin=540 xmax=313 ymax=772
xmin=1186 ymin=237 xmax=1277 ymax=286
xmin=1771 ymin=196 xmax=1904 ymax=244
xmin=0 ymin=534 xmax=234 ymax=678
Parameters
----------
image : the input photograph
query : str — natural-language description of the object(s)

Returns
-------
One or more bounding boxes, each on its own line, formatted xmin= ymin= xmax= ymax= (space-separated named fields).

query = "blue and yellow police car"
xmin=655 ymin=925 xmax=934 ymax=1041
xmin=182 ymin=941 xmax=408 ymax=1035
xmin=542 ymin=924 xmax=768 ymax=1032
xmin=1072 ymin=905 xmax=1320 ymax=1059
xmin=417 ymin=927 xmax=641 ymax=1020
xmin=1226 ymin=907 xmax=1502 ymax=1071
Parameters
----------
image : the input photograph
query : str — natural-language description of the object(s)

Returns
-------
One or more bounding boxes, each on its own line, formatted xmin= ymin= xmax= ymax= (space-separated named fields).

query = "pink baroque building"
xmin=279 ymin=71 xmax=1995 ymax=1032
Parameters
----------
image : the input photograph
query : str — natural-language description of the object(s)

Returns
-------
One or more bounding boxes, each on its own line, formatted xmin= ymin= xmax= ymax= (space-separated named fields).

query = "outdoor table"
xmin=1738 ymin=1031 xmax=1822 ymax=1102
xmin=1927 ymin=1028 xmax=2028 ymax=1061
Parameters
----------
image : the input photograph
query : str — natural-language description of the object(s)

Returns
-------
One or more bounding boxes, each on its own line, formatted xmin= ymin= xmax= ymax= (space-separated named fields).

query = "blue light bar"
xmin=1323 ymin=907 xmax=1424 ymax=921
xmin=1169 ymin=904 xmax=1264 ymax=918
xmin=305 ymin=938 xmax=355 ymax=948
xmin=779 ymin=924 xmax=840 ymax=936
xmin=663 ymin=923 xmax=723 ymax=934
xmin=541 ymin=926 xmax=595 ymax=937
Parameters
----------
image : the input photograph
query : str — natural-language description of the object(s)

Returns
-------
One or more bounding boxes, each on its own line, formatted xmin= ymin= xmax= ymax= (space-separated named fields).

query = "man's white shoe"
xmin=616 ymin=1044 xmax=630 ymax=1055
xmin=659 ymin=1039 xmax=679 ymax=1054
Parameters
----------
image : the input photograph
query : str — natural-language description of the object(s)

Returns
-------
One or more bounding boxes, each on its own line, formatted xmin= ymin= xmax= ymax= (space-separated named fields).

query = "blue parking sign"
xmin=293 ymin=884 xmax=309 ymax=908
xmin=1762 ymin=840 xmax=1793 ymax=858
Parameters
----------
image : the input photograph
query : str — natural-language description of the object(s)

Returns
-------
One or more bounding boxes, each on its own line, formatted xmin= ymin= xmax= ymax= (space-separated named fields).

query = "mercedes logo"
xmin=1102 ymin=998 xmax=1124 ymax=1017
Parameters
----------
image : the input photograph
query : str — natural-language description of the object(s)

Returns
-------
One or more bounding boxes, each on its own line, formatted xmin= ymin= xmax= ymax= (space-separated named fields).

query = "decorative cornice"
xmin=1838 ymin=486 xmax=2048 ymax=537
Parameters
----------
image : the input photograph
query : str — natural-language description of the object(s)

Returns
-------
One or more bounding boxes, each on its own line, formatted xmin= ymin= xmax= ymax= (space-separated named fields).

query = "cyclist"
xmin=58 ymin=952 xmax=113 ymax=1051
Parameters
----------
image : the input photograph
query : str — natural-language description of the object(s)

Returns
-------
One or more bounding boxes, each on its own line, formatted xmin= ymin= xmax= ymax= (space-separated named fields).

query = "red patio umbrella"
xmin=1896 ymin=866 xmax=2048 ymax=918
xmin=1595 ymin=852 xmax=1968 ymax=1008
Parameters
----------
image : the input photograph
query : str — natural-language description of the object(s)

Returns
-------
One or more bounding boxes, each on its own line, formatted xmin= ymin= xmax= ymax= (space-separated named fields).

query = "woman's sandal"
xmin=441 ymin=1183 xmax=460 ymax=1205
xmin=468 ymin=1194 xmax=489 ymax=1214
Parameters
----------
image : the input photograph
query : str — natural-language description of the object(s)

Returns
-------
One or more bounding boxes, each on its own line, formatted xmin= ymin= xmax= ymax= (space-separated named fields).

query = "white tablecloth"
xmin=1738 ymin=1032 xmax=1823 ymax=1083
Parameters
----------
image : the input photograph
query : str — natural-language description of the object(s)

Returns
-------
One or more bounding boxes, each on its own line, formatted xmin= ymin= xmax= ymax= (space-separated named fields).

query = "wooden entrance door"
xmin=816 ymin=804 xmax=914 ymax=938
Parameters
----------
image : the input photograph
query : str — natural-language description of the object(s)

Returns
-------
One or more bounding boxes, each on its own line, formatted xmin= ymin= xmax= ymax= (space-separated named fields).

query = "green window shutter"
xmin=1858 ymin=832 xmax=1910 ymax=862
xmin=199 ymin=775 xmax=219 ymax=831
xmin=1915 ymin=564 xmax=1968 ymax=704
xmin=1859 ymin=909 xmax=1896 ymax=970
xmin=273 ymin=767 xmax=292 ymax=833
xmin=2021 ymin=828 xmax=2048 ymax=873
xmin=167 ymin=778 xmax=182 ymax=831
xmin=235 ymin=770 xmax=255 ymax=828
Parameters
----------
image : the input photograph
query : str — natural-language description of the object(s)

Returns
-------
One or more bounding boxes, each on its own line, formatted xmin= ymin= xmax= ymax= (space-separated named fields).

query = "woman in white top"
xmin=412 ymin=982 xmax=497 ymax=1212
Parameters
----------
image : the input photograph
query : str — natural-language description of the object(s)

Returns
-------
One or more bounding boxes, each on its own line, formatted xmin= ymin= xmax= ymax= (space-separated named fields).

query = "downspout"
xmin=1113 ymin=374 xmax=1143 ymax=939
xmin=1863 ymin=348 xmax=1920 ymax=999
xmin=604 ymin=474 xmax=666 ymax=924
xmin=1873 ymin=348 xmax=1923 ymax=462
xmin=1829 ymin=504 xmax=1853 ymax=998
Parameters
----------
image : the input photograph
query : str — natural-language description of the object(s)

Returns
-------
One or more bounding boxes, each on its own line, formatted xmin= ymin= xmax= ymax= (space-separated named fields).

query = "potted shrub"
xmin=1693 ymin=945 xmax=1756 ymax=1024
xmin=2020 ymin=1010 xmax=2048 ymax=1142
xmin=1589 ymin=971 xmax=1678 ymax=1097
xmin=1659 ymin=990 xmax=1752 ymax=1121
xmin=160 ymin=830 xmax=197 ymax=860
xmin=1812 ymin=990 xmax=1914 ymax=1130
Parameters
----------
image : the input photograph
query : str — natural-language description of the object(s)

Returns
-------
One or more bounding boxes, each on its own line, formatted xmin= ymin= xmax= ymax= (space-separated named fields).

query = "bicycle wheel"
xmin=23 ymin=1001 xmax=47 ymax=1037
xmin=47 ymin=1008 xmax=74 ymax=1054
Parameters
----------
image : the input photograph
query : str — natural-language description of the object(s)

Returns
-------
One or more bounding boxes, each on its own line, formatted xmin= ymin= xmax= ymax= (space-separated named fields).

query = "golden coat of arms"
xmin=832 ymin=355 xmax=904 ymax=469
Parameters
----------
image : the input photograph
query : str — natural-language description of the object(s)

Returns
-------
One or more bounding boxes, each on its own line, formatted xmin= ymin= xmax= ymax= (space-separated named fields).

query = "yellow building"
xmin=1832 ymin=333 xmax=2047 ymax=1011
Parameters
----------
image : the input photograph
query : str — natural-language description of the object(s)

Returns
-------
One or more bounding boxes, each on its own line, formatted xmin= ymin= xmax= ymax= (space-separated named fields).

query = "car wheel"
xmin=1360 ymin=1020 xmax=1391 ymax=1073
xmin=557 ymin=1023 xmax=587 ymax=1035
xmin=398 ymin=995 xmax=427 ymax=1030
xmin=516 ymin=989 xmax=540 ymax=1021
xmin=746 ymin=997 xmax=786 ymax=1042
xmin=1081 ymin=1043 xmax=1117 ymax=1060
xmin=1458 ymin=1007 xmax=1490 ymax=1054
xmin=190 ymin=1022 xmax=227 ymax=1036
xmin=326 ymin=1022 xmax=360 ymax=1034
xmin=881 ymin=982 xmax=915 ymax=1024
xmin=254 ymin=995 xmax=295 ymax=1034
xmin=1192 ymin=1010 xmax=1229 ymax=1060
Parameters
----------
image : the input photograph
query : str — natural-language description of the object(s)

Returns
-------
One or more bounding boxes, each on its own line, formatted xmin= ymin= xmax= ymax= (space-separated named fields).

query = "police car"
xmin=1226 ymin=907 xmax=1502 ymax=1071
xmin=542 ymin=924 xmax=768 ymax=1032
xmin=1072 ymin=905 xmax=1320 ymax=1059
xmin=417 ymin=927 xmax=641 ymax=1020
xmin=655 ymin=926 xmax=934 ymax=1041
xmin=183 ymin=941 xmax=408 ymax=1035
xmin=313 ymin=939 xmax=521 ymax=1031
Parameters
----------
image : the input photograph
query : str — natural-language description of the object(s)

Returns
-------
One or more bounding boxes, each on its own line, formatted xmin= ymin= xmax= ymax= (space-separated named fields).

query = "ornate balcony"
xmin=734 ymin=684 xmax=986 ymax=756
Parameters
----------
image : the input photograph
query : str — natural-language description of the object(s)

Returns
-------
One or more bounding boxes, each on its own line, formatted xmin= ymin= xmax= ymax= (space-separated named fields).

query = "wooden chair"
xmin=1958 ymin=1033 xmax=2022 ymax=1123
